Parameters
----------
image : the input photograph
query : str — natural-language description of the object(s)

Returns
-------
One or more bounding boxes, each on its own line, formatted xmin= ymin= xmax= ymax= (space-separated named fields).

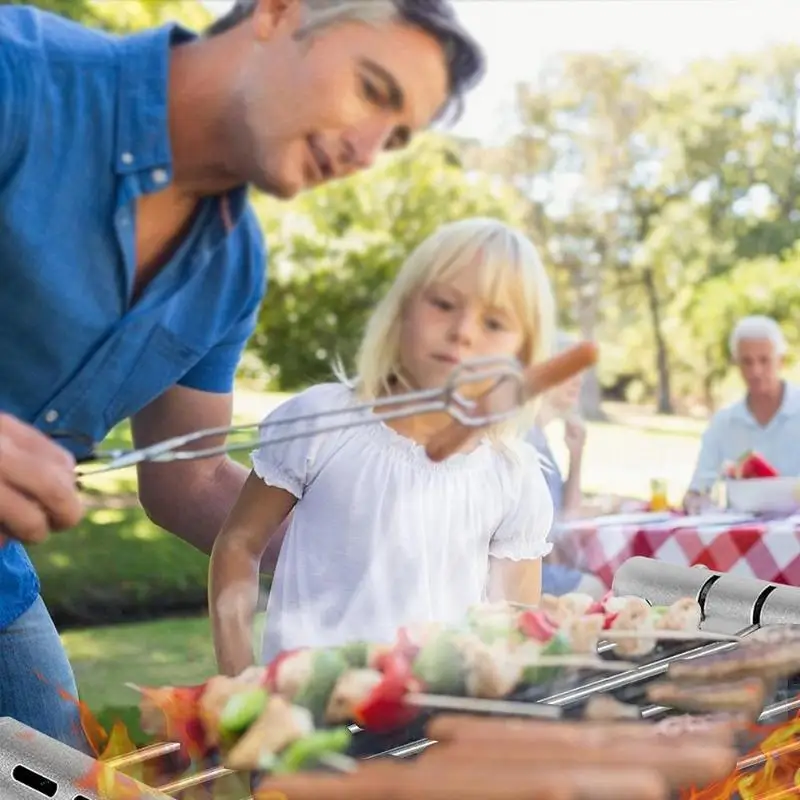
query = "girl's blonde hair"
xmin=348 ymin=217 xmax=556 ymax=441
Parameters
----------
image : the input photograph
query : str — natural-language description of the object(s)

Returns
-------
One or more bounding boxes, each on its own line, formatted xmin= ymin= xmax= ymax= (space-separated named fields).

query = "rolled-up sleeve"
xmin=688 ymin=415 xmax=724 ymax=493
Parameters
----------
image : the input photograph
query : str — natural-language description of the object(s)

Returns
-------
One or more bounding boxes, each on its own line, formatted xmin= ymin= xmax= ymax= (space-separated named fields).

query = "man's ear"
xmin=252 ymin=0 xmax=302 ymax=41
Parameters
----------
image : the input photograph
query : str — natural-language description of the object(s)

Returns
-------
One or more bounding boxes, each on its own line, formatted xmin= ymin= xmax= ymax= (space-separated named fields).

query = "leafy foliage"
xmin=251 ymin=136 xmax=526 ymax=388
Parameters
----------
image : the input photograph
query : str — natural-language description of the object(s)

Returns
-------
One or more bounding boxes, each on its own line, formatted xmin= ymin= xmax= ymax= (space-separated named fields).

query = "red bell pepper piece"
xmin=602 ymin=611 xmax=620 ymax=630
xmin=353 ymin=651 xmax=420 ymax=732
xmin=265 ymin=648 xmax=304 ymax=692
xmin=518 ymin=610 xmax=560 ymax=642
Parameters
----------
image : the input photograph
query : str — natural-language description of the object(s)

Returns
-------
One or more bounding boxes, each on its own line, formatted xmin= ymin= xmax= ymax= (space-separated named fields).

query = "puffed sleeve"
xmin=251 ymin=383 xmax=352 ymax=499
xmin=489 ymin=440 xmax=555 ymax=561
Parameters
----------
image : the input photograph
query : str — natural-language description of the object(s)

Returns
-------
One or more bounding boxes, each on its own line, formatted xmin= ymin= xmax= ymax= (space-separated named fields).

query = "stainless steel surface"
xmin=0 ymin=717 xmax=172 ymax=800
xmin=539 ymin=627 xmax=757 ymax=707
xmin=702 ymin=574 xmax=777 ymax=635
xmin=612 ymin=557 xmax=722 ymax=610
xmin=78 ymin=356 xmax=525 ymax=476
xmin=757 ymin=583 xmax=800 ymax=627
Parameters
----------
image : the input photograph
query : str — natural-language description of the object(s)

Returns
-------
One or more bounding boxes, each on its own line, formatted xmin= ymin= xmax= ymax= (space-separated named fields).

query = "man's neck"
xmin=747 ymin=382 xmax=785 ymax=426
xmin=166 ymin=35 xmax=245 ymax=196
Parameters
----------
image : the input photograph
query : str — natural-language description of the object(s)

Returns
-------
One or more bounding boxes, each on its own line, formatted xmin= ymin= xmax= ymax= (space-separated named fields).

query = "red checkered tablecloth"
xmin=552 ymin=516 xmax=800 ymax=590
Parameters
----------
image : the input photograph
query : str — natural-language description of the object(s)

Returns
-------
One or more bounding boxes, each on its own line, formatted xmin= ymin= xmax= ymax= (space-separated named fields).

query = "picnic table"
xmin=551 ymin=509 xmax=800 ymax=590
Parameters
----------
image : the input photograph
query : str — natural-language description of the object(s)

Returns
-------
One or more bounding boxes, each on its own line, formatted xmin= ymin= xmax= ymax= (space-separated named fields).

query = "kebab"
xmin=135 ymin=596 xmax=725 ymax=747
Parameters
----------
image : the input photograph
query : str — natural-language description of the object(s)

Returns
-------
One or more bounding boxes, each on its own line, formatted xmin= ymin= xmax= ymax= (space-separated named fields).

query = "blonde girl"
xmin=209 ymin=217 xmax=557 ymax=675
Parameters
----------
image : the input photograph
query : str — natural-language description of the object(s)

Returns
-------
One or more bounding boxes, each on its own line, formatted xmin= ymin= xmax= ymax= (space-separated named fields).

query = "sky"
xmin=203 ymin=0 xmax=800 ymax=143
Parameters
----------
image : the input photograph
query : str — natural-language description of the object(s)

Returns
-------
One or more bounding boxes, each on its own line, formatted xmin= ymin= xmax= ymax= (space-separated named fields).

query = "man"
xmin=684 ymin=315 xmax=800 ymax=513
xmin=0 ymin=0 xmax=483 ymax=750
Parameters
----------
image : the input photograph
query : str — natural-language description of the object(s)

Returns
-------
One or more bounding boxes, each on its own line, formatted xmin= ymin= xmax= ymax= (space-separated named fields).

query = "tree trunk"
xmin=642 ymin=266 xmax=673 ymax=414
xmin=572 ymin=263 xmax=606 ymax=421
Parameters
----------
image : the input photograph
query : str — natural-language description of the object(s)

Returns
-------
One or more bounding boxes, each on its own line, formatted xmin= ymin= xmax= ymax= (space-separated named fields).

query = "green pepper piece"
xmin=293 ymin=649 xmax=348 ymax=723
xmin=219 ymin=687 xmax=269 ymax=738
xmin=521 ymin=633 xmax=571 ymax=685
xmin=412 ymin=634 xmax=467 ymax=695
xmin=338 ymin=640 xmax=369 ymax=668
xmin=272 ymin=727 xmax=352 ymax=774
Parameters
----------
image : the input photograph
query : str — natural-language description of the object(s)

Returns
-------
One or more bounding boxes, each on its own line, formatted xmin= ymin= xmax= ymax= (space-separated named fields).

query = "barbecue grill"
xmin=5 ymin=557 xmax=800 ymax=800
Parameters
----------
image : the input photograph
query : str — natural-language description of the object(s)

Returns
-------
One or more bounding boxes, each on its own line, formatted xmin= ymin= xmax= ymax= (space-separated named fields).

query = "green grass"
xmin=64 ymin=615 xmax=265 ymax=746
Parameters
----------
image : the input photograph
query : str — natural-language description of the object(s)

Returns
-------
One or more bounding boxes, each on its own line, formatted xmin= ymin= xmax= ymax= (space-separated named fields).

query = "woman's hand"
xmin=564 ymin=416 xmax=587 ymax=458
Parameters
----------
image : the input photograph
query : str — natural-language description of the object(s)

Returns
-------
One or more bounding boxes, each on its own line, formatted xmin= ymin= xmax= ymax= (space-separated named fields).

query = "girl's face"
xmin=398 ymin=265 xmax=527 ymax=392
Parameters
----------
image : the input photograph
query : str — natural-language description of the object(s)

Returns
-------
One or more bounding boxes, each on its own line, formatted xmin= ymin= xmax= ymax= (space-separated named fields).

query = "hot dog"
xmin=425 ymin=714 xmax=737 ymax=747
xmin=256 ymin=758 xmax=669 ymax=800
xmin=418 ymin=739 xmax=737 ymax=791
xmin=425 ymin=341 xmax=599 ymax=462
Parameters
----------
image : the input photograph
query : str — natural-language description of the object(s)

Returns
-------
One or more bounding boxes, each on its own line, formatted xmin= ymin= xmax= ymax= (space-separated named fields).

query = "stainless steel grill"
xmin=6 ymin=557 xmax=800 ymax=799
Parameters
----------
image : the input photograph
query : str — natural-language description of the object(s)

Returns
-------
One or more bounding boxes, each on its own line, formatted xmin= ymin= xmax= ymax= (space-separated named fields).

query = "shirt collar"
xmin=112 ymin=23 xmax=250 ymax=232
xmin=732 ymin=381 xmax=800 ymax=423
xmin=114 ymin=22 xmax=196 ymax=177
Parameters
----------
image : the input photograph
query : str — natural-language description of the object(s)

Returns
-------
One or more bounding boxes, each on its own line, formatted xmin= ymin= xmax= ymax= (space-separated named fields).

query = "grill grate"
xmin=5 ymin=558 xmax=800 ymax=798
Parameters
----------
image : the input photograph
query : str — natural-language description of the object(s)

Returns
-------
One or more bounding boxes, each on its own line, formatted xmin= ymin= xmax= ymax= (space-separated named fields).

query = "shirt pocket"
xmin=103 ymin=324 xmax=203 ymax=429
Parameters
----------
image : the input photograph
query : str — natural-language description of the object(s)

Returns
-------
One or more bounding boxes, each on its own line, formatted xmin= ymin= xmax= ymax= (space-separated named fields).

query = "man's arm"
xmin=683 ymin=416 xmax=724 ymax=512
xmin=131 ymin=385 xmax=286 ymax=572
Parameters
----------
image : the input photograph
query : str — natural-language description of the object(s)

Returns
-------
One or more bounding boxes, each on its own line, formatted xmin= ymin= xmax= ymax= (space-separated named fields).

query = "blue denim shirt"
xmin=0 ymin=7 xmax=267 ymax=628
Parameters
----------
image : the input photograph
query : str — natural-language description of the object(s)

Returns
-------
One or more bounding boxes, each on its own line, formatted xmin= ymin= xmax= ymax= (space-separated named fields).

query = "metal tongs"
xmin=66 ymin=356 xmax=522 ymax=477
xmin=64 ymin=343 xmax=598 ymax=478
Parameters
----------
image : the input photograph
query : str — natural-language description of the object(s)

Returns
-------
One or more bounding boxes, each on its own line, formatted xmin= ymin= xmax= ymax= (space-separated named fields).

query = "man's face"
xmin=736 ymin=338 xmax=783 ymax=396
xmin=228 ymin=0 xmax=450 ymax=198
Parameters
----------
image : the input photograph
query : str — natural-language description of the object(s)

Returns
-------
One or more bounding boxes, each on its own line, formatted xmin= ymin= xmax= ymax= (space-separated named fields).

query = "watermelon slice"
xmin=737 ymin=451 xmax=779 ymax=479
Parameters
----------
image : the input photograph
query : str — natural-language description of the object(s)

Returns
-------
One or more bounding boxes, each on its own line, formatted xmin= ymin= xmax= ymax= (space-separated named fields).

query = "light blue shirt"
xmin=688 ymin=382 xmax=800 ymax=492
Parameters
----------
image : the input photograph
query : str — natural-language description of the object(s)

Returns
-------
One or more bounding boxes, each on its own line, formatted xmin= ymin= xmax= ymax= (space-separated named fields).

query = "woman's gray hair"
xmin=205 ymin=0 xmax=484 ymax=122
xmin=729 ymin=315 xmax=788 ymax=359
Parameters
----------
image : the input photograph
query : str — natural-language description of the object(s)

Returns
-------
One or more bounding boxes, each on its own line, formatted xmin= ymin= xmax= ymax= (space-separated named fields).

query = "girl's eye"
xmin=485 ymin=317 xmax=505 ymax=332
xmin=431 ymin=296 xmax=454 ymax=311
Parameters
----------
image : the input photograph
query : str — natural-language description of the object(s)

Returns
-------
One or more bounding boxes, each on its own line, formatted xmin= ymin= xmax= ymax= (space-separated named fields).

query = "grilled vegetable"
xmin=412 ymin=633 xmax=469 ymax=695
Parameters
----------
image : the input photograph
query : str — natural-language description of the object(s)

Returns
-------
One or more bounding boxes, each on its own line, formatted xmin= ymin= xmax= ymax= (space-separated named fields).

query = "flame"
xmin=681 ymin=711 xmax=800 ymax=799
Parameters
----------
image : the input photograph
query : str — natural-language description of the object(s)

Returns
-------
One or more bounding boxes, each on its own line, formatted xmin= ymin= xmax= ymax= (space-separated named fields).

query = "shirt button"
xmin=44 ymin=409 xmax=59 ymax=423
xmin=121 ymin=152 xmax=134 ymax=165
xmin=152 ymin=168 xmax=169 ymax=185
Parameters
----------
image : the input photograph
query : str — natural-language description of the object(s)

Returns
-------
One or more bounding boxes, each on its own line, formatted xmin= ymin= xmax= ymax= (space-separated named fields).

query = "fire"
xmin=681 ymin=711 xmax=800 ymax=799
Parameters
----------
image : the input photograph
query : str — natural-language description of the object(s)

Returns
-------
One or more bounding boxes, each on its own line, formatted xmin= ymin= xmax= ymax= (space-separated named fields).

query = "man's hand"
xmin=683 ymin=490 xmax=715 ymax=515
xmin=0 ymin=413 xmax=83 ymax=545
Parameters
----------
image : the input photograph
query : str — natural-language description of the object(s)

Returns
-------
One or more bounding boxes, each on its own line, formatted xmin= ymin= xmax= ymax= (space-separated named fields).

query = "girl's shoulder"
xmin=267 ymin=382 xmax=355 ymax=420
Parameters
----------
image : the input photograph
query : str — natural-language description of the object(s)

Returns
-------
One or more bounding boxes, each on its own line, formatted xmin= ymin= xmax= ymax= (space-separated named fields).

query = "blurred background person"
xmin=526 ymin=333 xmax=604 ymax=598
xmin=684 ymin=315 xmax=800 ymax=514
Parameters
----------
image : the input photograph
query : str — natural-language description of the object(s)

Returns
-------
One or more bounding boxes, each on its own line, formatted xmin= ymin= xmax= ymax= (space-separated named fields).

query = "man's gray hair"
xmin=729 ymin=315 xmax=788 ymax=358
xmin=205 ymin=0 xmax=484 ymax=121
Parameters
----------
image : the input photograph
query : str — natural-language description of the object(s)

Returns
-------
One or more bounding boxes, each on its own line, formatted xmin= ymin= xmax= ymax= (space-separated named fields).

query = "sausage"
xmin=645 ymin=676 xmax=766 ymax=717
xmin=425 ymin=714 xmax=737 ymax=747
xmin=420 ymin=740 xmax=736 ymax=791
xmin=425 ymin=342 xmax=599 ymax=462
xmin=668 ymin=640 xmax=800 ymax=683
xmin=256 ymin=759 xmax=668 ymax=800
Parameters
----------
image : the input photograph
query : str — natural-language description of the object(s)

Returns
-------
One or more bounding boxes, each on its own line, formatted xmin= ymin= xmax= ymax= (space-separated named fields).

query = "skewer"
xmin=157 ymin=765 xmax=234 ymax=794
xmin=407 ymin=693 xmax=561 ymax=718
xmin=104 ymin=740 xmax=181 ymax=769
xmin=605 ymin=630 xmax=742 ymax=643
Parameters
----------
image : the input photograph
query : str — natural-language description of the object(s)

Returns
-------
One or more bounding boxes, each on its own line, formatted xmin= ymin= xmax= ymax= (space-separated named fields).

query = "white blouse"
xmin=252 ymin=383 xmax=554 ymax=662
